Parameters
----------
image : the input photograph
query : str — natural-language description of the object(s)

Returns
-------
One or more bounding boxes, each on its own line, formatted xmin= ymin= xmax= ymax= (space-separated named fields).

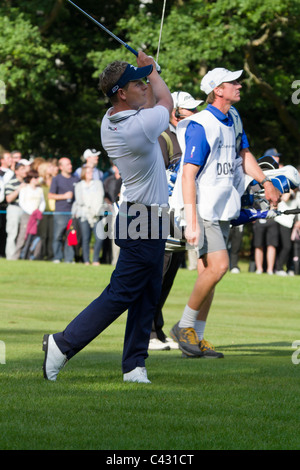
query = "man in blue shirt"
xmin=48 ymin=157 xmax=79 ymax=263
xmin=184 ymin=104 xmax=250 ymax=171
xmin=170 ymin=67 xmax=280 ymax=358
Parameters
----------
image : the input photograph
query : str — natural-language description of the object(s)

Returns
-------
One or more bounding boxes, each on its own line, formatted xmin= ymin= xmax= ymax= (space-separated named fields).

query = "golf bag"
xmin=231 ymin=156 xmax=300 ymax=226
xmin=168 ymin=154 xmax=300 ymax=240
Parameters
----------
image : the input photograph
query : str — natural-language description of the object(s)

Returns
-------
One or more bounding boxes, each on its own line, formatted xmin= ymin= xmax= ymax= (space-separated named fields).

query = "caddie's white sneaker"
xmin=123 ymin=367 xmax=151 ymax=384
xmin=42 ymin=334 xmax=68 ymax=381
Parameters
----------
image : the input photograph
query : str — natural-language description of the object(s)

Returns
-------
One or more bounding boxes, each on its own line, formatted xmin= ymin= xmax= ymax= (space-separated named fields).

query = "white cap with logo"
xmin=172 ymin=91 xmax=203 ymax=109
xmin=200 ymin=68 xmax=243 ymax=95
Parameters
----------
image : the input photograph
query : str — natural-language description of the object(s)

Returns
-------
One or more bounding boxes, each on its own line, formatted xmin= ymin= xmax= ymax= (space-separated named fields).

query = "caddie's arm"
xmin=136 ymin=51 xmax=173 ymax=114
xmin=182 ymin=162 xmax=200 ymax=246
xmin=240 ymin=147 xmax=281 ymax=207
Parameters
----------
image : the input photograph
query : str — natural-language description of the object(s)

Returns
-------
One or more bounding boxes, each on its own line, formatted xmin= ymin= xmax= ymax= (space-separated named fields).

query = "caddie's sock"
xmin=179 ymin=305 xmax=199 ymax=329
xmin=194 ymin=320 xmax=206 ymax=341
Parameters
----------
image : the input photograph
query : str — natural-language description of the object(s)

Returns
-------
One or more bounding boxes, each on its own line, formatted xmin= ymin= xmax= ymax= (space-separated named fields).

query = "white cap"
xmin=18 ymin=159 xmax=31 ymax=166
xmin=83 ymin=148 xmax=101 ymax=161
xmin=172 ymin=91 xmax=203 ymax=109
xmin=200 ymin=68 xmax=243 ymax=95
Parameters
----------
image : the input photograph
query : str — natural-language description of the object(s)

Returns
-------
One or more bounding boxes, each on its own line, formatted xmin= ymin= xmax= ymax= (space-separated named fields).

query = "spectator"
xmin=48 ymin=157 xmax=79 ymax=263
xmin=103 ymin=162 xmax=122 ymax=265
xmin=253 ymin=147 xmax=282 ymax=275
xmin=12 ymin=169 xmax=46 ymax=259
xmin=37 ymin=162 xmax=56 ymax=260
xmin=72 ymin=166 xmax=105 ymax=265
xmin=0 ymin=173 xmax=4 ymax=203
xmin=4 ymin=160 xmax=31 ymax=259
xmin=0 ymin=150 xmax=13 ymax=183
xmin=275 ymin=191 xmax=298 ymax=276
xmin=263 ymin=148 xmax=281 ymax=165
xmin=0 ymin=150 xmax=12 ymax=256
xmin=48 ymin=158 xmax=59 ymax=177
xmin=10 ymin=150 xmax=22 ymax=171
xmin=253 ymin=218 xmax=279 ymax=274
xmin=74 ymin=149 xmax=103 ymax=181
xmin=103 ymin=163 xmax=122 ymax=204
xmin=31 ymin=157 xmax=46 ymax=172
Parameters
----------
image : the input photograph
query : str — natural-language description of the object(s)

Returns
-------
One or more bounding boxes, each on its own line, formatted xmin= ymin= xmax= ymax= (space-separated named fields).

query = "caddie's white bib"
xmin=175 ymin=109 xmax=242 ymax=222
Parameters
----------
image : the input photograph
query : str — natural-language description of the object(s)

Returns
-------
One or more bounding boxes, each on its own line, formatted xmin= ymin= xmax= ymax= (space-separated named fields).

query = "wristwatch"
xmin=260 ymin=176 xmax=271 ymax=185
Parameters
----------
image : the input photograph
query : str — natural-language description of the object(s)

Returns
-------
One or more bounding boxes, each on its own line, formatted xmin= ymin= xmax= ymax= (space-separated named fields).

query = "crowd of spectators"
xmin=0 ymin=147 xmax=299 ymax=274
xmin=0 ymin=148 xmax=122 ymax=265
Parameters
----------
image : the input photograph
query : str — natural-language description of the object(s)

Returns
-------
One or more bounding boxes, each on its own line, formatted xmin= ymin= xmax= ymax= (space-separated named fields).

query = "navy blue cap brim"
xmin=107 ymin=63 xmax=153 ymax=97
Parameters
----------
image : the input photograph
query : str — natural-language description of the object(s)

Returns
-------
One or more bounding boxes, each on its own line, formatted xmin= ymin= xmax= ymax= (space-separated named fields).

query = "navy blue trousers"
xmin=54 ymin=209 xmax=166 ymax=373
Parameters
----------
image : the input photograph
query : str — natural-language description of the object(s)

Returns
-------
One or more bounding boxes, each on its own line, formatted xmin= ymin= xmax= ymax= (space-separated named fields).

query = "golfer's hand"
xmin=264 ymin=182 xmax=281 ymax=209
xmin=184 ymin=222 xmax=200 ymax=246
xmin=136 ymin=52 xmax=158 ymax=72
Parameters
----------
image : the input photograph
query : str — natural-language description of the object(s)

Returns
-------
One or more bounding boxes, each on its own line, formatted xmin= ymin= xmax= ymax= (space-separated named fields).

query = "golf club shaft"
xmin=67 ymin=0 xmax=138 ymax=57
xmin=280 ymin=208 xmax=300 ymax=215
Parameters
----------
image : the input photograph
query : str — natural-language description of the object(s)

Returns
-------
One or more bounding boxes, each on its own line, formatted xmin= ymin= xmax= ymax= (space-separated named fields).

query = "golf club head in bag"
xmin=242 ymin=163 xmax=300 ymax=211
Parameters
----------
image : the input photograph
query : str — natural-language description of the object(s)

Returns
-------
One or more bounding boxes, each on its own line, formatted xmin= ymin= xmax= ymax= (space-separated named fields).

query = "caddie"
xmin=170 ymin=67 xmax=281 ymax=358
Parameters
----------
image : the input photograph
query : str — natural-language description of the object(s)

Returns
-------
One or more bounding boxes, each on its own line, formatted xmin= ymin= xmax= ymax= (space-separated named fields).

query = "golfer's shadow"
xmin=219 ymin=341 xmax=293 ymax=357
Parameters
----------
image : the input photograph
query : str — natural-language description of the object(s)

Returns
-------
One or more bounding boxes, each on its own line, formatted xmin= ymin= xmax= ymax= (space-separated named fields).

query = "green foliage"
xmin=1 ymin=0 xmax=300 ymax=165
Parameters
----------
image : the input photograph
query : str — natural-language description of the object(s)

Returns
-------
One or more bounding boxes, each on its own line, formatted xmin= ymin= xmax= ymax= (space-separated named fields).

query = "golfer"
xmin=170 ymin=67 xmax=281 ymax=357
xmin=43 ymin=52 xmax=173 ymax=383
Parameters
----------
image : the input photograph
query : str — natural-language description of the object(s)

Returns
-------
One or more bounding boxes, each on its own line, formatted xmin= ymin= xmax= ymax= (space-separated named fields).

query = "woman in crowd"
xmin=38 ymin=161 xmax=56 ymax=260
xmin=13 ymin=168 xmax=46 ymax=259
xmin=72 ymin=166 xmax=106 ymax=265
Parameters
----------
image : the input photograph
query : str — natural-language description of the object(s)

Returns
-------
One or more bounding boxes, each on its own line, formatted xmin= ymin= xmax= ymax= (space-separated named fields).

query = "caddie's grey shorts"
xmin=198 ymin=219 xmax=231 ymax=258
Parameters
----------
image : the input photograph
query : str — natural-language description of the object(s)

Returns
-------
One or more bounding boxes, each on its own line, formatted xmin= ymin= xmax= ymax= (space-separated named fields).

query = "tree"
xmin=90 ymin=0 xmax=300 ymax=165
xmin=1 ymin=0 xmax=300 ymax=166
xmin=0 ymin=0 xmax=137 ymax=167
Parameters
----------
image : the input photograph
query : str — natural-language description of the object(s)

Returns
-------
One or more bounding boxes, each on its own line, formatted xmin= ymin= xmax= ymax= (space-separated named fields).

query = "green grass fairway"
xmin=0 ymin=259 xmax=299 ymax=450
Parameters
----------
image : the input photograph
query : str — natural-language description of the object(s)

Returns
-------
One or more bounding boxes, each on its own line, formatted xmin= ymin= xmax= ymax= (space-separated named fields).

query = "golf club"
xmin=275 ymin=208 xmax=300 ymax=216
xmin=66 ymin=0 xmax=138 ymax=57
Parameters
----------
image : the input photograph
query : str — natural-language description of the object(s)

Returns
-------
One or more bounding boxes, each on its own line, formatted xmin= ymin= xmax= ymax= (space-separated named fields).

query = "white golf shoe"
xmin=123 ymin=366 xmax=151 ymax=384
xmin=42 ymin=334 xmax=68 ymax=381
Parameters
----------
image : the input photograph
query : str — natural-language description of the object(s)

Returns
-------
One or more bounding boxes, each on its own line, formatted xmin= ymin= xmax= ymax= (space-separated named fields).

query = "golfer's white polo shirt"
xmin=101 ymin=106 xmax=169 ymax=207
